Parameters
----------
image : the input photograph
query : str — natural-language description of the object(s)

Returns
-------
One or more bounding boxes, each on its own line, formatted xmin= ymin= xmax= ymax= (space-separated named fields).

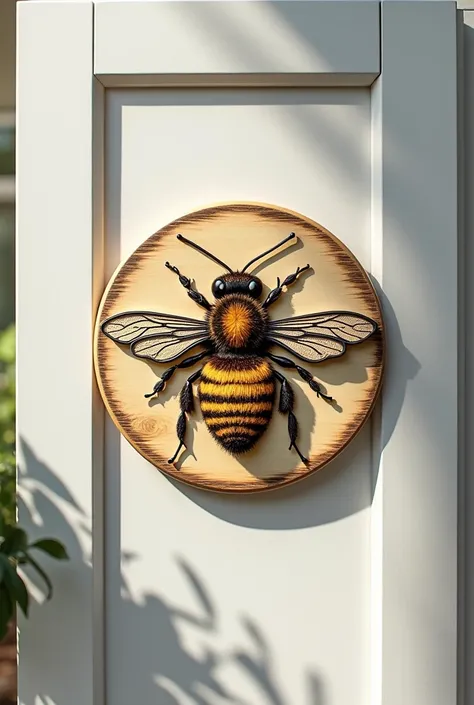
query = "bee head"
xmin=211 ymin=272 xmax=263 ymax=300
xmin=174 ymin=231 xmax=297 ymax=301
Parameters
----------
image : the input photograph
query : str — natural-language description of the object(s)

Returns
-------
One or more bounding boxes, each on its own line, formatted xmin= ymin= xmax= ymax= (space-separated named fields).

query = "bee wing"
xmin=267 ymin=311 xmax=377 ymax=363
xmin=101 ymin=311 xmax=209 ymax=362
xmin=131 ymin=333 xmax=209 ymax=363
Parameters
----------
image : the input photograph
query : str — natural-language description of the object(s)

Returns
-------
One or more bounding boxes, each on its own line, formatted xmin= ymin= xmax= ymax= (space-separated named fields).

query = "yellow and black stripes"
xmin=199 ymin=356 xmax=275 ymax=453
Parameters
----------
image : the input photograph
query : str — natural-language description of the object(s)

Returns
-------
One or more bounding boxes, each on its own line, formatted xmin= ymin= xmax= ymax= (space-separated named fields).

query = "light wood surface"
xmin=94 ymin=203 xmax=384 ymax=492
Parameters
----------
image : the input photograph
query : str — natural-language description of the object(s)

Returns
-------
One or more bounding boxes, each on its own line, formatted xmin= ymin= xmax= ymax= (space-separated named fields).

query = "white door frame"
xmin=16 ymin=2 xmax=460 ymax=704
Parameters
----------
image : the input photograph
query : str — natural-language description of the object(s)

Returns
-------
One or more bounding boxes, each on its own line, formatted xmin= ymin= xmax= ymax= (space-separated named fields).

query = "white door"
xmin=16 ymin=3 xmax=460 ymax=705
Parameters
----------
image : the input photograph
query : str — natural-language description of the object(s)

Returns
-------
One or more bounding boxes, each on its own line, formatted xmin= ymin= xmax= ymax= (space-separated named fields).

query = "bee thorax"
xmin=208 ymin=295 xmax=267 ymax=353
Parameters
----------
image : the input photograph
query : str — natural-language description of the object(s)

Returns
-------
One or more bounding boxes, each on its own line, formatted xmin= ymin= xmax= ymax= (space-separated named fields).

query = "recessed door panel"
xmin=105 ymin=87 xmax=373 ymax=705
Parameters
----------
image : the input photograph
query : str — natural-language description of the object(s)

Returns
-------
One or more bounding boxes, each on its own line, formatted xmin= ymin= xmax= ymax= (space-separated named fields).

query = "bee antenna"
xmin=176 ymin=234 xmax=233 ymax=273
xmin=241 ymin=232 xmax=296 ymax=273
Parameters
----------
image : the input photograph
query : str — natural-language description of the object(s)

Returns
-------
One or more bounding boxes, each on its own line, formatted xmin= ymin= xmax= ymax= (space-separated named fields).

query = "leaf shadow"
xmin=17 ymin=437 xmax=328 ymax=705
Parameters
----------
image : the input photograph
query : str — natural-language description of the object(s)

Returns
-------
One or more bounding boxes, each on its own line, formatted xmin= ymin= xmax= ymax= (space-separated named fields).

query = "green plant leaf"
xmin=0 ymin=585 xmax=13 ymax=641
xmin=0 ymin=527 xmax=28 ymax=556
xmin=1 ymin=556 xmax=29 ymax=617
xmin=22 ymin=551 xmax=53 ymax=600
xmin=30 ymin=538 xmax=69 ymax=561
xmin=0 ymin=325 xmax=15 ymax=364
xmin=0 ymin=324 xmax=16 ymax=528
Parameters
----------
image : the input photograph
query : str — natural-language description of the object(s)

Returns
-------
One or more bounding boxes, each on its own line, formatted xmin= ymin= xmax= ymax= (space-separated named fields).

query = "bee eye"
xmin=247 ymin=279 xmax=262 ymax=298
xmin=212 ymin=279 xmax=227 ymax=298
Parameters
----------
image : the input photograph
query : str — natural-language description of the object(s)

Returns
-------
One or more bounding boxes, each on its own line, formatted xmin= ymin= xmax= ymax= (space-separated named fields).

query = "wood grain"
xmin=94 ymin=202 xmax=384 ymax=492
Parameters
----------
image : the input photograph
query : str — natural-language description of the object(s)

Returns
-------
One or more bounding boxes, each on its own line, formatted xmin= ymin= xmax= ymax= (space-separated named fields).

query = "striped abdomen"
xmin=199 ymin=356 xmax=275 ymax=454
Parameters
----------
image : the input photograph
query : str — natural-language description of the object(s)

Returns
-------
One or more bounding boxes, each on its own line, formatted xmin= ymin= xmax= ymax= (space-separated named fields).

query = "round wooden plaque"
xmin=94 ymin=203 xmax=384 ymax=493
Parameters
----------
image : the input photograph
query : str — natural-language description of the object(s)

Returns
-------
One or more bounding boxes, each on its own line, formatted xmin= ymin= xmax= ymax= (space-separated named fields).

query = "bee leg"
xmin=262 ymin=265 xmax=311 ymax=308
xmin=144 ymin=350 xmax=209 ymax=398
xmin=274 ymin=370 xmax=308 ymax=465
xmin=164 ymin=262 xmax=212 ymax=311
xmin=267 ymin=353 xmax=333 ymax=402
xmin=168 ymin=368 xmax=203 ymax=465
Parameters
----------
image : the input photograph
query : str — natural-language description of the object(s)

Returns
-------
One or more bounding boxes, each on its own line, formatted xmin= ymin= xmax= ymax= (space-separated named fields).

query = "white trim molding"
xmin=94 ymin=0 xmax=380 ymax=87
xmin=16 ymin=2 xmax=104 ymax=704
xmin=371 ymin=3 xmax=459 ymax=705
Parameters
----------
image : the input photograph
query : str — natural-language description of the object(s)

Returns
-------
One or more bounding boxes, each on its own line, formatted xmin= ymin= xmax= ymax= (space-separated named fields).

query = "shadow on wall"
xmin=170 ymin=278 xmax=419 ymax=530
xmin=17 ymin=438 xmax=326 ymax=705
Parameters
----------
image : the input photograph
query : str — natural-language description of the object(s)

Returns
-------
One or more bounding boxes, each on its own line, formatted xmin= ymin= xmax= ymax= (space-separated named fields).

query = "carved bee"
xmin=101 ymin=233 xmax=377 ymax=465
